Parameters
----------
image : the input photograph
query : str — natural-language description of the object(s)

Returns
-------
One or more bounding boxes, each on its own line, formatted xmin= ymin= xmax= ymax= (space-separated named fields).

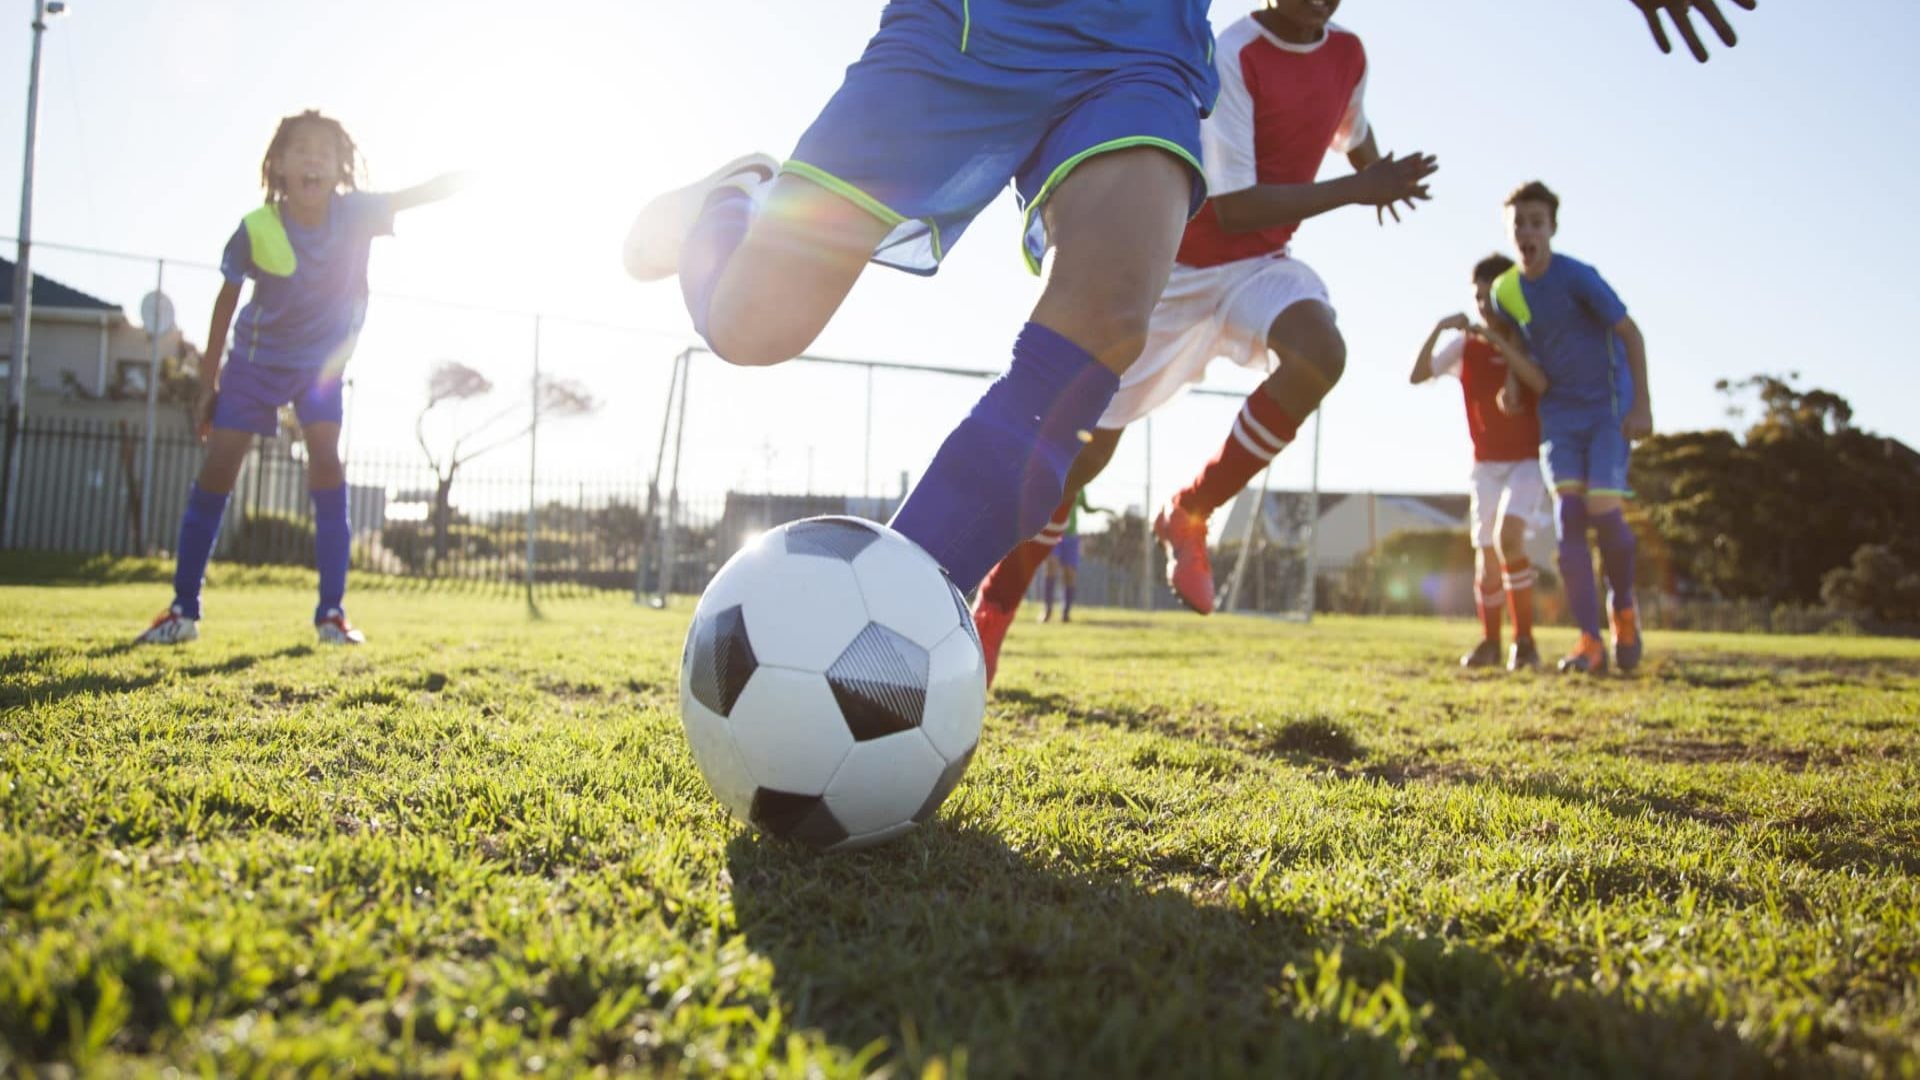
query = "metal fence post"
xmin=640 ymin=348 xmax=686 ymax=603
xmin=658 ymin=347 xmax=692 ymax=606
xmin=525 ymin=315 xmax=541 ymax=615
xmin=139 ymin=258 xmax=165 ymax=553
xmin=1139 ymin=416 xmax=1154 ymax=611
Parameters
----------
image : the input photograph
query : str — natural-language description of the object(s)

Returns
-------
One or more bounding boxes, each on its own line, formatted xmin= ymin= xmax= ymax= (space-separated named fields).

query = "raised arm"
xmin=1616 ymin=316 xmax=1652 ymax=438
xmin=1211 ymin=136 xmax=1437 ymax=235
xmin=387 ymin=171 xmax=470 ymax=214
xmin=1476 ymin=322 xmax=1548 ymax=395
xmin=1633 ymin=0 xmax=1757 ymax=62
xmin=1411 ymin=314 xmax=1469 ymax=385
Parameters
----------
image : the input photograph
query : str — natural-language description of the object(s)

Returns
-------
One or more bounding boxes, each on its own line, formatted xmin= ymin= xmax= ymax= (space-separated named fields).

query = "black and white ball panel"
xmin=749 ymin=788 xmax=850 ymax=850
xmin=687 ymin=604 xmax=756 ymax=718
xmin=920 ymin=629 xmax=986 ymax=762
xmin=848 ymin=530 xmax=968 ymax=650
xmin=783 ymin=516 xmax=882 ymax=562
xmin=827 ymin=623 xmax=929 ymax=741
xmin=679 ymin=690 xmax=758 ymax=822
xmin=824 ymin=728 xmax=950 ymax=838
xmin=725 ymin=666 xmax=857 ymax=795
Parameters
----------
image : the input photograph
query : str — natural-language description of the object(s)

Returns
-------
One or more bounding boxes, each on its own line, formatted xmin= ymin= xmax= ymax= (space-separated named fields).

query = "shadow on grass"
xmin=0 ymin=644 xmax=314 ymax=710
xmin=727 ymin=824 xmax=1792 ymax=1077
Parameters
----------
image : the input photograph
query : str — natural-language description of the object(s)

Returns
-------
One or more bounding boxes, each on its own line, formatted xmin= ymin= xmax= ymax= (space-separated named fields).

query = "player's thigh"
xmin=197 ymin=428 xmax=255 ymax=493
xmin=1468 ymin=463 xmax=1505 ymax=549
xmin=1583 ymin=424 xmax=1632 ymax=516
xmin=704 ymin=175 xmax=894 ymax=368
xmin=1265 ymin=298 xmax=1346 ymax=385
xmin=1032 ymin=146 xmax=1194 ymax=373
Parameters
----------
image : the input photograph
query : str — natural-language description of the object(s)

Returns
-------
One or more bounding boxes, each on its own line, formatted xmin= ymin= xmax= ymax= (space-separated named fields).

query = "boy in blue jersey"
xmin=137 ymin=111 xmax=462 ymax=646
xmin=1493 ymin=182 xmax=1651 ymax=674
xmin=625 ymin=1 xmax=1217 ymax=599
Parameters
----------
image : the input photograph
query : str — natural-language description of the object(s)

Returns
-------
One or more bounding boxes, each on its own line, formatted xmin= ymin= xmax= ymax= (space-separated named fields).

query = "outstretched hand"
xmin=1634 ymin=0 xmax=1757 ymax=62
xmin=1353 ymin=151 xmax=1439 ymax=226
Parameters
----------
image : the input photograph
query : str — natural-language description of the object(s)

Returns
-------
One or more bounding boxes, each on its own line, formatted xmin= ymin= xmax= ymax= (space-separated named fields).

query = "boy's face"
xmin=1473 ymin=276 xmax=1500 ymax=327
xmin=1261 ymin=0 xmax=1340 ymax=38
xmin=1507 ymin=201 xmax=1557 ymax=273
xmin=273 ymin=123 xmax=343 ymax=208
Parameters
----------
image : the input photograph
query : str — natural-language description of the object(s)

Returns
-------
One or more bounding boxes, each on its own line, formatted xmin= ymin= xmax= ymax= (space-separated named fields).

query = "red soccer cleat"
xmin=972 ymin=599 xmax=1016 ymax=687
xmin=1153 ymin=504 xmax=1216 ymax=615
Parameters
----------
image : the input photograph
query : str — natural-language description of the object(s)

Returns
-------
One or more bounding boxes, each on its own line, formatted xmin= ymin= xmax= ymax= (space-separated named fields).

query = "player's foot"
xmin=622 ymin=152 xmax=779 ymax=281
xmin=1460 ymin=639 xmax=1502 ymax=669
xmin=135 ymin=605 xmax=198 ymax=645
xmin=315 ymin=608 xmax=366 ymax=646
xmin=972 ymin=599 xmax=1015 ymax=687
xmin=1611 ymin=608 xmax=1643 ymax=673
xmin=1508 ymin=637 xmax=1542 ymax=672
xmin=1557 ymin=633 xmax=1609 ymax=676
xmin=1153 ymin=504 xmax=1216 ymax=615
xmin=1039 ymin=607 xmax=1054 ymax=624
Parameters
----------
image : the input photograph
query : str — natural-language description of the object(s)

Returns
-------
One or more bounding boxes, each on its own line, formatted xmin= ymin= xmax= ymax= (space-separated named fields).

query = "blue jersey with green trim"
xmin=878 ymin=1 xmax=1219 ymax=114
xmin=1491 ymin=255 xmax=1632 ymax=425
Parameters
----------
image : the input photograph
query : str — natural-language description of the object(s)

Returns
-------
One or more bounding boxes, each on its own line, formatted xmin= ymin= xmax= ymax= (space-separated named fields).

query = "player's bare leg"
xmin=700 ymin=174 xmax=896 ymax=368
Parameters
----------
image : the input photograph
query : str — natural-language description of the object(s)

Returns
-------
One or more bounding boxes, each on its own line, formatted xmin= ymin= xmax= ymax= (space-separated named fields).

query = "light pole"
xmin=2 ymin=0 xmax=67 ymax=548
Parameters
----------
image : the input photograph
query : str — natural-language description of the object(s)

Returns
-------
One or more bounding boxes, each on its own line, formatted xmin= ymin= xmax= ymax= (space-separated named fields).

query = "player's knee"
xmin=704 ymin=319 xmax=801 ymax=369
xmin=1270 ymin=311 xmax=1346 ymax=388
xmin=1498 ymin=520 xmax=1528 ymax=564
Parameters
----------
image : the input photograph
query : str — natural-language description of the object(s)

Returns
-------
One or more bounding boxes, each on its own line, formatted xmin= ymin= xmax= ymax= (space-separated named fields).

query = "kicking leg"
xmin=891 ymin=146 xmax=1190 ymax=592
xmin=1161 ymin=300 xmax=1346 ymax=614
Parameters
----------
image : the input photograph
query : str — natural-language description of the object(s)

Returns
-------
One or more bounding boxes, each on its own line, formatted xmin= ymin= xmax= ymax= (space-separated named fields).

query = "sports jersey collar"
xmin=1246 ymin=16 xmax=1341 ymax=54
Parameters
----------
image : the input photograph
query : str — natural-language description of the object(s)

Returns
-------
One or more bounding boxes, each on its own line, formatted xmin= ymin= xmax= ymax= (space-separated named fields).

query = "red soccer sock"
xmin=1174 ymin=391 xmax=1300 ymax=518
xmin=1476 ymin=583 xmax=1506 ymax=643
xmin=977 ymin=496 xmax=1074 ymax=613
xmin=1503 ymin=558 xmax=1537 ymax=640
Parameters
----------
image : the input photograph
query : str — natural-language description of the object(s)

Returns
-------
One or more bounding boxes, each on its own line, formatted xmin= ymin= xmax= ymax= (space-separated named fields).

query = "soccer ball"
xmin=679 ymin=516 xmax=986 ymax=852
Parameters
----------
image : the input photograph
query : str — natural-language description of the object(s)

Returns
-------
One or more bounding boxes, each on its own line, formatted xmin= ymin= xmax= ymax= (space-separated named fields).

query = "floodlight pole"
xmin=139 ymin=259 xmax=164 ymax=553
xmin=2 ymin=0 xmax=57 ymax=549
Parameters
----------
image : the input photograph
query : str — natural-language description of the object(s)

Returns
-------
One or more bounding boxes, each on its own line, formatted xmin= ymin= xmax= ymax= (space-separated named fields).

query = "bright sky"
xmin=5 ymin=1 xmax=1918 ymax=515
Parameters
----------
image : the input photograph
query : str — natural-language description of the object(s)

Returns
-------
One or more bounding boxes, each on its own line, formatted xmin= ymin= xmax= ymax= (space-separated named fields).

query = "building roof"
xmin=0 ymin=256 xmax=121 ymax=314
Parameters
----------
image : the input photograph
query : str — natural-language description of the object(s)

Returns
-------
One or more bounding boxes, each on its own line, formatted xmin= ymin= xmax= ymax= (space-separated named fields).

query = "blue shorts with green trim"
xmin=786 ymin=24 xmax=1207 ymax=277
xmin=1541 ymin=411 xmax=1632 ymax=499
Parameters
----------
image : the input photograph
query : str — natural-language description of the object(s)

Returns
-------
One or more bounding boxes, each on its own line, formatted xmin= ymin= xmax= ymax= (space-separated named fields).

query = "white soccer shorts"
xmin=1469 ymin=458 xmax=1552 ymax=549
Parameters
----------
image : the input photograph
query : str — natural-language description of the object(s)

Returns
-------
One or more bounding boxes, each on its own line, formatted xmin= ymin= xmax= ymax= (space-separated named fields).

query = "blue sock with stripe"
xmin=891 ymin=323 xmax=1117 ymax=593
xmin=312 ymin=485 xmax=350 ymax=621
xmin=171 ymin=483 xmax=229 ymax=620
xmin=679 ymin=188 xmax=754 ymax=344
xmin=1592 ymin=508 xmax=1638 ymax=613
xmin=1556 ymin=496 xmax=1602 ymax=638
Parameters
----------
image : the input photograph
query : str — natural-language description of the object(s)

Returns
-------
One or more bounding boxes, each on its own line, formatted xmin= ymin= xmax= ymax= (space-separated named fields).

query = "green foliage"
xmin=1634 ymin=376 xmax=1920 ymax=603
xmin=230 ymin=510 xmax=316 ymax=567
xmin=1336 ymin=528 xmax=1474 ymax=615
xmin=2 ymin=583 xmax=1917 ymax=1074
xmin=1822 ymin=544 xmax=1920 ymax=624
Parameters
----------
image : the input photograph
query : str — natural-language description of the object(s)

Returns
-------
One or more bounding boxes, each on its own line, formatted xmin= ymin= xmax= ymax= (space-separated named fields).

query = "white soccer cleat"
xmin=622 ymin=152 xmax=779 ymax=282
xmin=315 ymin=608 xmax=366 ymax=646
xmin=135 ymin=605 xmax=199 ymax=645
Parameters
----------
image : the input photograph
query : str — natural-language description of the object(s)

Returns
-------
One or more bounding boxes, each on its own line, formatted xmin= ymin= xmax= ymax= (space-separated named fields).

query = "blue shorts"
xmin=211 ymin=358 xmax=344 ymax=437
xmin=787 ymin=21 xmax=1207 ymax=276
xmin=1541 ymin=412 xmax=1632 ymax=500
xmin=1052 ymin=534 xmax=1083 ymax=570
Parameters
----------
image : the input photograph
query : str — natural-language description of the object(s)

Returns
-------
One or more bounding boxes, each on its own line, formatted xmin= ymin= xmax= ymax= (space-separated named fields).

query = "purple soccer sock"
xmin=1042 ymin=568 xmax=1057 ymax=617
xmin=1064 ymin=583 xmax=1076 ymax=619
xmin=312 ymin=485 xmax=351 ymax=621
xmin=890 ymin=323 xmax=1117 ymax=592
xmin=1593 ymin=508 xmax=1638 ymax=613
xmin=679 ymin=187 xmax=755 ymax=344
xmin=171 ymin=483 xmax=230 ymax=620
xmin=1556 ymin=496 xmax=1602 ymax=638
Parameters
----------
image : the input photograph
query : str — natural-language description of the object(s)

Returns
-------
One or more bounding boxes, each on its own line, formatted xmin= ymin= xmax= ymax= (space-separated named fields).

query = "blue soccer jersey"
xmin=220 ymin=191 xmax=396 ymax=372
xmin=1491 ymin=255 xmax=1632 ymax=424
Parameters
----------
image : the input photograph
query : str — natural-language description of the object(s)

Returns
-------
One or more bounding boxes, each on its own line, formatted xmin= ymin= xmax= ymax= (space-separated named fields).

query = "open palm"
xmin=1634 ymin=0 xmax=1758 ymax=62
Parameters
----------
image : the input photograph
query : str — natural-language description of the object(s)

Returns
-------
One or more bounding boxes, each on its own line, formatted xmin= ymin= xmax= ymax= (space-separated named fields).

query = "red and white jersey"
xmin=1176 ymin=16 xmax=1369 ymax=269
xmin=1432 ymin=334 xmax=1542 ymax=464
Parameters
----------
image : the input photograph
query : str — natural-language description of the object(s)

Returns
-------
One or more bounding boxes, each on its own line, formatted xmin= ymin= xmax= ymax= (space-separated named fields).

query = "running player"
xmin=1038 ymin=491 xmax=1112 ymax=624
xmin=969 ymin=0 xmax=1435 ymax=681
xmin=1411 ymin=254 xmax=1552 ymax=672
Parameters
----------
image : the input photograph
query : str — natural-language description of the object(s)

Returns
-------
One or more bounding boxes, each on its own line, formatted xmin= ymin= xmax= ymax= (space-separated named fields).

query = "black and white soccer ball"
xmin=679 ymin=516 xmax=986 ymax=852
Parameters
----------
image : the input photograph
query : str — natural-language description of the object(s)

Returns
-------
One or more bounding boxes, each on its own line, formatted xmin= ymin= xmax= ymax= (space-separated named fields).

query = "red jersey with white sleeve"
xmin=1431 ymin=334 xmax=1542 ymax=464
xmin=1176 ymin=16 xmax=1369 ymax=269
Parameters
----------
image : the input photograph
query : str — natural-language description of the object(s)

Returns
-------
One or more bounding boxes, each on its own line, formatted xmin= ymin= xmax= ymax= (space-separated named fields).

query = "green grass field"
xmin=3 ymin=576 xmax=1917 ymax=1076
